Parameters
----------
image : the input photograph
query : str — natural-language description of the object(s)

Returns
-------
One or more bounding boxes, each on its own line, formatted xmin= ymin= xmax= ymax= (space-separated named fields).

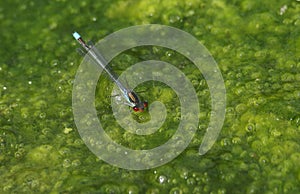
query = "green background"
xmin=0 ymin=0 xmax=299 ymax=193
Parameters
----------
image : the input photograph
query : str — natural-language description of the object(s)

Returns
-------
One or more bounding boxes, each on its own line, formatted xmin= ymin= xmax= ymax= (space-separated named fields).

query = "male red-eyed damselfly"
xmin=72 ymin=32 xmax=147 ymax=112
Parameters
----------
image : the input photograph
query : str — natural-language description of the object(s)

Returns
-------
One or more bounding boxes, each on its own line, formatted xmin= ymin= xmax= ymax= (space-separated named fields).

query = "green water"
xmin=1 ymin=0 xmax=299 ymax=193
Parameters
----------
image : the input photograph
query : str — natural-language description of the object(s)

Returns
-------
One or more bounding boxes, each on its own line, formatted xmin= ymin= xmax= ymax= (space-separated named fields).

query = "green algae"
xmin=0 ymin=0 xmax=300 ymax=193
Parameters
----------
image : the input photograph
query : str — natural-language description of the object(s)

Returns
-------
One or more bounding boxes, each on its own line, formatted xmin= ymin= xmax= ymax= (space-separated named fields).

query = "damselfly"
xmin=72 ymin=32 xmax=147 ymax=112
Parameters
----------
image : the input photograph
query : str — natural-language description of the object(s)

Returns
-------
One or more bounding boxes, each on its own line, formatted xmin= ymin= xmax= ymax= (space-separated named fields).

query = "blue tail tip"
xmin=72 ymin=32 xmax=81 ymax=40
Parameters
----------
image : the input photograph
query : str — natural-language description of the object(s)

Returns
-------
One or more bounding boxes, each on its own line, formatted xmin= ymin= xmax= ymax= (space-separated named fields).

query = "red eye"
xmin=143 ymin=102 xmax=148 ymax=108
xmin=133 ymin=107 xmax=139 ymax=112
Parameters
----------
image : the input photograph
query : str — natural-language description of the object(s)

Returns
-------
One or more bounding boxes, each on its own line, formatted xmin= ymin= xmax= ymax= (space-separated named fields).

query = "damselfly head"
xmin=132 ymin=101 xmax=148 ymax=112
